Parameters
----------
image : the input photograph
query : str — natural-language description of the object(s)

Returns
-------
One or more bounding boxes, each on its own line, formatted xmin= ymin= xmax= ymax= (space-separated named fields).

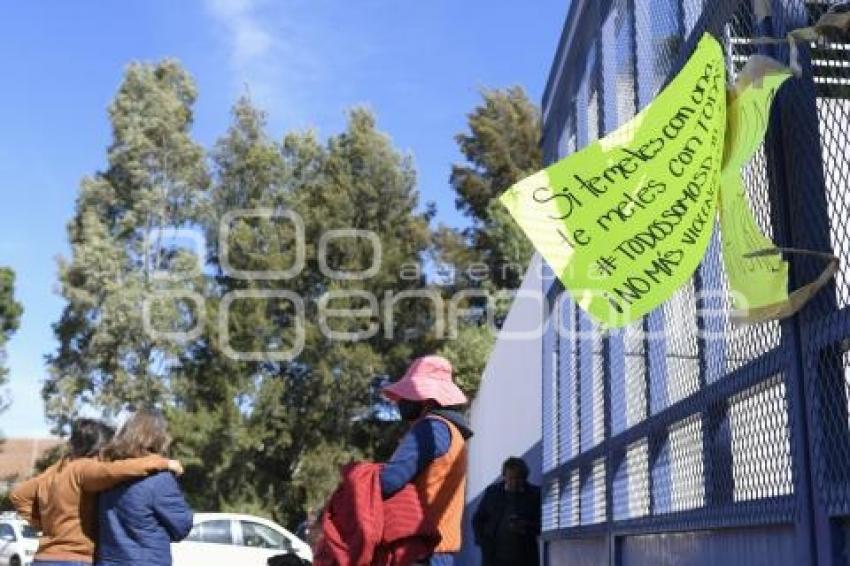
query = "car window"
xmin=239 ymin=521 xmax=289 ymax=550
xmin=21 ymin=525 xmax=38 ymax=539
xmin=186 ymin=520 xmax=233 ymax=545
xmin=0 ymin=524 xmax=16 ymax=541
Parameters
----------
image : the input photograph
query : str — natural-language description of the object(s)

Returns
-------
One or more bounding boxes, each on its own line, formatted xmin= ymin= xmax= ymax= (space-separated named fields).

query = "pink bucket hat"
xmin=383 ymin=355 xmax=468 ymax=406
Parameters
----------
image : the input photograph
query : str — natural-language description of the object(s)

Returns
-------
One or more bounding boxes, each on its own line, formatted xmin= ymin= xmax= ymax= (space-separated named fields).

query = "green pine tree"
xmin=171 ymin=100 xmax=435 ymax=526
xmin=274 ymin=108 xmax=435 ymax=522
xmin=442 ymin=86 xmax=540 ymax=290
xmin=433 ymin=87 xmax=542 ymax=397
xmin=0 ymin=268 xmax=23 ymax=420
xmin=45 ymin=60 xmax=209 ymax=432
xmin=166 ymin=98 xmax=289 ymax=519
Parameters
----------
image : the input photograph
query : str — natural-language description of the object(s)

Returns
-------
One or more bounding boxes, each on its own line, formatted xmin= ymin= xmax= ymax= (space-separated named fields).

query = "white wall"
xmin=458 ymin=254 xmax=551 ymax=564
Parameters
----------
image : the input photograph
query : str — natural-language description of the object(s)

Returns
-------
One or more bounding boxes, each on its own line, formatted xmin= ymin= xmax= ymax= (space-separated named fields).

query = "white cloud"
xmin=206 ymin=0 xmax=273 ymax=65
xmin=203 ymin=0 xmax=336 ymax=128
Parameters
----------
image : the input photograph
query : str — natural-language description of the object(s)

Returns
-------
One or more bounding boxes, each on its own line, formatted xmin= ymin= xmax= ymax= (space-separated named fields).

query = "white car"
xmin=172 ymin=513 xmax=313 ymax=565
xmin=0 ymin=514 xmax=38 ymax=566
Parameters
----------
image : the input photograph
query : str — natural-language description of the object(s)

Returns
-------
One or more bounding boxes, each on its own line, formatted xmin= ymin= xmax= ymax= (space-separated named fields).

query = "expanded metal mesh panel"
xmin=585 ymin=41 xmax=602 ymax=144
xmin=698 ymin=229 xmax=730 ymax=384
xmin=811 ymin=343 xmax=850 ymax=514
xmin=611 ymin=321 xmax=648 ymax=436
xmin=650 ymin=417 xmax=707 ymax=516
xmin=560 ymin=120 xmax=577 ymax=158
xmin=614 ymin=0 xmax=638 ymax=121
xmin=543 ymin=478 xmax=560 ymax=532
xmin=668 ymin=415 xmax=706 ymax=513
xmin=625 ymin=322 xmax=648 ymax=427
xmin=740 ymin=148 xmax=776 ymax=239
xmin=543 ymin=302 xmax=560 ymax=473
xmin=725 ymin=4 xmax=759 ymax=80
xmin=579 ymin=312 xmax=607 ymax=453
xmin=581 ymin=459 xmax=608 ymax=525
xmin=558 ymin=299 xmax=581 ymax=464
xmin=560 ymin=469 xmax=581 ymax=528
xmin=592 ymin=330 xmax=607 ymax=444
xmin=722 ymin=303 xmax=782 ymax=373
xmin=614 ymin=438 xmax=651 ymax=520
xmin=662 ymin=281 xmax=701 ymax=406
xmin=778 ymin=2 xmax=850 ymax=327
xmin=588 ymin=86 xmax=601 ymax=142
xmin=684 ymin=0 xmax=707 ymax=34
xmin=613 ymin=455 xmax=630 ymax=520
xmin=636 ymin=0 xmax=684 ymax=97
xmin=729 ymin=375 xmax=794 ymax=502
xmin=818 ymin=96 xmax=850 ymax=308
xmin=715 ymin=247 xmax=782 ymax=375
xmin=647 ymin=315 xmax=670 ymax=417
xmin=610 ymin=334 xmax=628 ymax=436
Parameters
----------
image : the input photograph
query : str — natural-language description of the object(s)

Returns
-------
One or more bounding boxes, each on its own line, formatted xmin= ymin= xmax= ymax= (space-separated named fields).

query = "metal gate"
xmin=538 ymin=1 xmax=850 ymax=564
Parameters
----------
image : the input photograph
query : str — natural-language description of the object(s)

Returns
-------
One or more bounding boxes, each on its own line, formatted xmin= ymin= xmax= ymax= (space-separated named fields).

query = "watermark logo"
xmin=143 ymin=208 xmax=752 ymax=360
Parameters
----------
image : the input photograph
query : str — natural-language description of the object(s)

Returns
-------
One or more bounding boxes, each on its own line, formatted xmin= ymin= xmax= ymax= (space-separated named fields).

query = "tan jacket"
xmin=10 ymin=454 xmax=169 ymax=563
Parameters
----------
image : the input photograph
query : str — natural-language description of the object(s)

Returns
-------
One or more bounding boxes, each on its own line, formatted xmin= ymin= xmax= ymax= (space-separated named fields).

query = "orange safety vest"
xmin=411 ymin=414 xmax=468 ymax=553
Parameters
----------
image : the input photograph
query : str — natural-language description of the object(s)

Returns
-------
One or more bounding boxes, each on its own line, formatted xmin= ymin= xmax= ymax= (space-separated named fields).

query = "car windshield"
xmin=21 ymin=525 xmax=39 ymax=539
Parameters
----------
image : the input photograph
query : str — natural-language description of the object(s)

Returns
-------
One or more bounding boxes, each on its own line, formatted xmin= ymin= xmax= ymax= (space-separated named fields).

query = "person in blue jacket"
xmin=95 ymin=410 xmax=194 ymax=566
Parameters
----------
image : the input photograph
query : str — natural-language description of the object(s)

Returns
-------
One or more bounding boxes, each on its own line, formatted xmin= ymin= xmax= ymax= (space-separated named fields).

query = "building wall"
xmin=458 ymin=254 xmax=551 ymax=565
xmin=0 ymin=438 xmax=62 ymax=495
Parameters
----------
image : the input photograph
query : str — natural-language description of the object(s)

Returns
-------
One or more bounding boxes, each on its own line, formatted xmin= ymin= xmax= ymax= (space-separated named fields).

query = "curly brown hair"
xmin=101 ymin=410 xmax=171 ymax=461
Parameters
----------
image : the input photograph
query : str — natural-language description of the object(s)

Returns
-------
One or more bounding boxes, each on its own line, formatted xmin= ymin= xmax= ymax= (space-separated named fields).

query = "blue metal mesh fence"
xmin=540 ymin=0 xmax=850 ymax=551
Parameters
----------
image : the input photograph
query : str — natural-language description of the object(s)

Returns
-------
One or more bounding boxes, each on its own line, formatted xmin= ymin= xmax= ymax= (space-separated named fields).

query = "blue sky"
xmin=0 ymin=0 xmax=570 ymax=437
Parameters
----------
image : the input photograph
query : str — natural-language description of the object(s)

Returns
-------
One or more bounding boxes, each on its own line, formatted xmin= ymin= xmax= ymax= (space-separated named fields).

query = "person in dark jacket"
xmin=95 ymin=410 xmax=194 ymax=566
xmin=472 ymin=457 xmax=541 ymax=566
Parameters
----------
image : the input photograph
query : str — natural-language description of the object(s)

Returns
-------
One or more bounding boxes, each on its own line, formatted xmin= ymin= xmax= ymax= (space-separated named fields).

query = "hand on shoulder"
xmin=167 ymin=459 xmax=184 ymax=476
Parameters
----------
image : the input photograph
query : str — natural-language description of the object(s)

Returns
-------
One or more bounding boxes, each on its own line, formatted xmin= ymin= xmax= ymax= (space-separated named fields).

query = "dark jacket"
xmin=472 ymin=480 xmax=541 ymax=566
xmin=95 ymin=470 xmax=194 ymax=566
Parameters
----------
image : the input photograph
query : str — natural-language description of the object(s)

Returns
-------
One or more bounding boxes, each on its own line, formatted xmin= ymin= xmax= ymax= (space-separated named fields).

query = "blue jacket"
xmin=96 ymin=470 xmax=194 ymax=566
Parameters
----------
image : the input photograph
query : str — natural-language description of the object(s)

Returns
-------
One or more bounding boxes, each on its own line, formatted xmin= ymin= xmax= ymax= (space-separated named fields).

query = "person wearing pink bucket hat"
xmin=379 ymin=355 xmax=474 ymax=566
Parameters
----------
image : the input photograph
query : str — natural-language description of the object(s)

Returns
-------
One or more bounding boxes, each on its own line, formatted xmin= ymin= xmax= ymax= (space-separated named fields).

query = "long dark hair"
xmin=68 ymin=418 xmax=115 ymax=459
xmin=101 ymin=410 xmax=171 ymax=461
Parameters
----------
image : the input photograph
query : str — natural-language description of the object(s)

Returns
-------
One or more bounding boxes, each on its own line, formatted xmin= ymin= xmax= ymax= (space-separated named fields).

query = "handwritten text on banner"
xmin=500 ymin=34 xmax=727 ymax=327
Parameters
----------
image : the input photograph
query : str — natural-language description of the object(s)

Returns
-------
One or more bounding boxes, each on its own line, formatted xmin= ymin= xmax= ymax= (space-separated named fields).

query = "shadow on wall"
xmin=457 ymin=441 xmax=543 ymax=566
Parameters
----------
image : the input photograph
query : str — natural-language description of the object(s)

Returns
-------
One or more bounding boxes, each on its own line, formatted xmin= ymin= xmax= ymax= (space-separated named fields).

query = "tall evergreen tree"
xmin=45 ymin=60 xmax=209 ymax=431
xmin=272 ymin=108 xmax=435 ymax=521
xmin=171 ymin=101 xmax=436 ymax=526
xmin=0 ymin=268 xmax=23 ymax=418
xmin=432 ymin=87 xmax=542 ymax=397
xmin=167 ymin=98 xmax=288 ymax=518
xmin=438 ymin=86 xmax=540 ymax=291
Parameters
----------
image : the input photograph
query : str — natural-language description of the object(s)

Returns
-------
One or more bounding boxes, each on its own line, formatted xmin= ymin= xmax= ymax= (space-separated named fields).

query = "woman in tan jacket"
xmin=10 ymin=418 xmax=182 ymax=566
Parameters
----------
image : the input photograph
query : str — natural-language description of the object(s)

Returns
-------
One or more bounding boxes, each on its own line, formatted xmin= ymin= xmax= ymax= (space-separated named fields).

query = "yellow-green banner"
xmin=718 ymin=55 xmax=838 ymax=324
xmin=500 ymin=34 xmax=727 ymax=327
xmin=720 ymin=57 xmax=791 ymax=320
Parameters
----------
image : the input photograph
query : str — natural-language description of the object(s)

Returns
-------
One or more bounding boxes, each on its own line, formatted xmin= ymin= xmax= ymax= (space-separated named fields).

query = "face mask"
xmin=397 ymin=400 xmax=424 ymax=422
